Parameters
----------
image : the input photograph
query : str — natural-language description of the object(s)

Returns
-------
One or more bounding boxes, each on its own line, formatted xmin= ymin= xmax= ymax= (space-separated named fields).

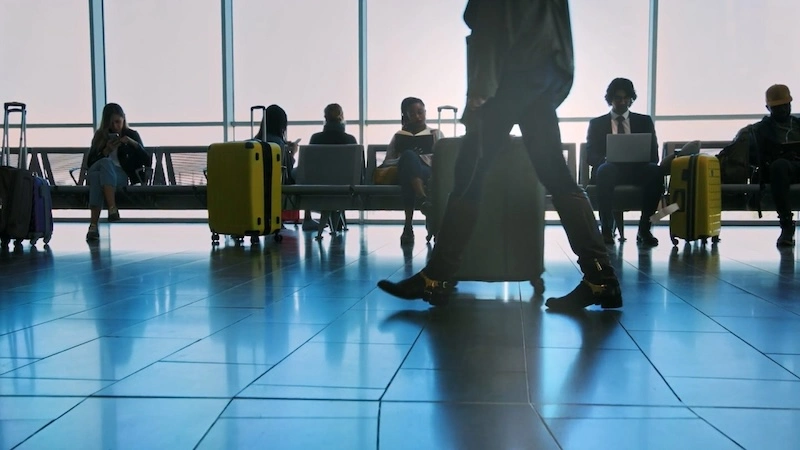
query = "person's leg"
xmin=630 ymin=162 xmax=664 ymax=246
xmin=518 ymin=94 xmax=621 ymax=310
xmin=771 ymin=159 xmax=799 ymax=246
xmin=593 ymin=162 xmax=620 ymax=243
xmin=86 ymin=162 xmax=104 ymax=240
xmin=398 ymin=150 xmax=424 ymax=243
xmin=377 ymin=94 xmax=518 ymax=303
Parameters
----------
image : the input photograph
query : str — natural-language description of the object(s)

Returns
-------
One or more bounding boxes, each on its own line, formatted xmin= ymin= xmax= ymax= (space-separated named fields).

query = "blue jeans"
xmin=87 ymin=158 xmax=128 ymax=208
xmin=397 ymin=149 xmax=431 ymax=209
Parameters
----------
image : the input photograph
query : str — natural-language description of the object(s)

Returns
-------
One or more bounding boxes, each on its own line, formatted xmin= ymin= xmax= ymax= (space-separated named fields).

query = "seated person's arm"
xmin=382 ymin=134 xmax=399 ymax=165
xmin=585 ymin=120 xmax=605 ymax=168
xmin=647 ymin=116 xmax=659 ymax=163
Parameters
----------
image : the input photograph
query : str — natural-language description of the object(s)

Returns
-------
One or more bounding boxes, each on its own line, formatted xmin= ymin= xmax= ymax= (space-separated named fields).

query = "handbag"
xmin=372 ymin=165 xmax=398 ymax=185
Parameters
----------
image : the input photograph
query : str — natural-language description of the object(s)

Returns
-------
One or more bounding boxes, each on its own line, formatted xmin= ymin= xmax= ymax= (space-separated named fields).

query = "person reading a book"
xmin=384 ymin=97 xmax=445 ymax=245
xmin=752 ymin=84 xmax=800 ymax=247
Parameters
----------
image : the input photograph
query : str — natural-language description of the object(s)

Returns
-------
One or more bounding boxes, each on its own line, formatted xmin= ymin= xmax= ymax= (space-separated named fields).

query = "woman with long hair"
xmin=85 ymin=103 xmax=148 ymax=240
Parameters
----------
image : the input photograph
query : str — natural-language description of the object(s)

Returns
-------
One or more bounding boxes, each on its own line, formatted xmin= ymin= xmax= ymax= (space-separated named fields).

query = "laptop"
xmin=394 ymin=134 xmax=435 ymax=156
xmin=606 ymin=133 xmax=652 ymax=163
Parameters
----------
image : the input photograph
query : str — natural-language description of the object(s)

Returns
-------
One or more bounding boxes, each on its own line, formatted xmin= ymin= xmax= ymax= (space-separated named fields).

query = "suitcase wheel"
xmin=250 ymin=236 xmax=260 ymax=245
xmin=211 ymin=232 xmax=220 ymax=245
xmin=531 ymin=277 xmax=545 ymax=296
xmin=671 ymin=236 xmax=679 ymax=247
xmin=1 ymin=238 xmax=9 ymax=247
xmin=712 ymin=235 xmax=720 ymax=244
xmin=30 ymin=238 xmax=38 ymax=246
xmin=274 ymin=233 xmax=283 ymax=243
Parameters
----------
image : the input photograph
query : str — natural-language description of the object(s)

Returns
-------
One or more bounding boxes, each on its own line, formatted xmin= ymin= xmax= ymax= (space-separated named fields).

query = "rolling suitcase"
xmin=429 ymin=136 xmax=546 ymax=294
xmin=0 ymin=102 xmax=53 ymax=246
xmin=668 ymin=153 xmax=722 ymax=246
xmin=207 ymin=106 xmax=283 ymax=245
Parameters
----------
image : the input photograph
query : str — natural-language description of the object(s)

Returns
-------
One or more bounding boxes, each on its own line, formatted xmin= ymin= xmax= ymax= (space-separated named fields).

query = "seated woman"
xmin=85 ymin=103 xmax=149 ymax=241
xmin=384 ymin=97 xmax=445 ymax=244
xmin=253 ymin=104 xmax=304 ymax=225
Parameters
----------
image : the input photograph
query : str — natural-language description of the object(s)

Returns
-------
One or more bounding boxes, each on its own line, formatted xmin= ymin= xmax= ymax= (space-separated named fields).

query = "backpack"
xmin=716 ymin=125 xmax=753 ymax=184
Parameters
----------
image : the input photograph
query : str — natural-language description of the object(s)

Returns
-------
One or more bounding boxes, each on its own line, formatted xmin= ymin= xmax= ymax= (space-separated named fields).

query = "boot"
xmin=545 ymin=259 xmax=622 ymax=311
xmin=377 ymin=195 xmax=479 ymax=304
xmin=777 ymin=218 xmax=796 ymax=247
xmin=377 ymin=272 xmax=455 ymax=306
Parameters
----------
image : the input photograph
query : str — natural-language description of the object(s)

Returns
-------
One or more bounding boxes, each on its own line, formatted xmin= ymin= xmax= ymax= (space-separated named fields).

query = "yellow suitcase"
xmin=207 ymin=140 xmax=283 ymax=245
xmin=669 ymin=154 xmax=722 ymax=246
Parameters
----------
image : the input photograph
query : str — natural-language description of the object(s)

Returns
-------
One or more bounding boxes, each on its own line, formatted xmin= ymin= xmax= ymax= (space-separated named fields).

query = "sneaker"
xmin=108 ymin=207 xmax=120 ymax=222
xmin=377 ymin=271 xmax=454 ymax=306
xmin=86 ymin=225 xmax=99 ymax=241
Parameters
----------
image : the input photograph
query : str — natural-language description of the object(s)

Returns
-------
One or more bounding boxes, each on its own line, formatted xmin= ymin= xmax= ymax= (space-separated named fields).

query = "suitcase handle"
xmin=437 ymin=105 xmax=459 ymax=137
xmin=4 ymin=102 xmax=26 ymax=111
xmin=250 ymin=106 xmax=267 ymax=139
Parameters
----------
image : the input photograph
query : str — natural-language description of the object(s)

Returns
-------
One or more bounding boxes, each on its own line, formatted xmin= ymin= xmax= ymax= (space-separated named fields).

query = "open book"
xmin=394 ymin=134 xmax=435 ymax=156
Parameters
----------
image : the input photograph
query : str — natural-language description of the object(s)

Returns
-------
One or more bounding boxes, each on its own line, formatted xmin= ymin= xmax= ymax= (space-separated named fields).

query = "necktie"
xmin=616 ymin=116 xmax=626 ymax=134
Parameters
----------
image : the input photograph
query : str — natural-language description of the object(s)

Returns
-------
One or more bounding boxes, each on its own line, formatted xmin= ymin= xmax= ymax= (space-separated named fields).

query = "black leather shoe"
xmin=636 ymin=230 xmax=659 ymax=247
xmin=400 ymin=227 xmax=415 ymax=245
xmin=108 ymin=207 xmax=121 ymax=222
xmin=377 ymin=272 xmax=454 ymax=306
xmin=777 ymin=226 xmax=796 ymax=247
xmin=602 ymin=233 xmax=615 ymax=245
xmin=545 ymin=277 xmax=622 ymax=310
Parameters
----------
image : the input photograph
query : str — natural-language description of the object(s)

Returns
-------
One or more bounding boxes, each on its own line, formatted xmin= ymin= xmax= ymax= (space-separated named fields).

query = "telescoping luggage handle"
xmin=437 ymin=105 xmax=459 ymax=137
xmin=2 ymin=102 xmax=28 ymax=169
xmin=250 ymin=105 xmax=267 ymax=139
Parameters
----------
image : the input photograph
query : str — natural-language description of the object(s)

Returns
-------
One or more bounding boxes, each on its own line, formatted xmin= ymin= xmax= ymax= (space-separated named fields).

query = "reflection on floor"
xmin=0 ymin=222 xmax=798 ymax=449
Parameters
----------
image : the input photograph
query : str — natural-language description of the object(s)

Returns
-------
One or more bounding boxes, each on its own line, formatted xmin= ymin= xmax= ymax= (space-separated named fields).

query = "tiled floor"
xmin=1 ymin=221 xmax=799 ymax=449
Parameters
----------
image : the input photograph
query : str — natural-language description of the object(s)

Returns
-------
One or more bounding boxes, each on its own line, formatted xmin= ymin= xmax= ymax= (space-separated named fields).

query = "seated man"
xmin=752 ymin=84 xmax=800 ymax=247
xmin=586 ymin=78 xmax=662 ymax=246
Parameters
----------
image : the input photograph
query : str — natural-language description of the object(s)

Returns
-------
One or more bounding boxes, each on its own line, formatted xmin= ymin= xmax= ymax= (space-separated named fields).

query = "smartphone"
xmin=108 ymin=133 xmax=120 ymax=139
xmin=291 ymin=138 xmax=302 ymax=145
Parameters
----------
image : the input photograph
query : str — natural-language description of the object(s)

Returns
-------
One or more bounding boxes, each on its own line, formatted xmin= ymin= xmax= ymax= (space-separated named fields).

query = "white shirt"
xmin=611 ymin=110 xmax=630 ymax=134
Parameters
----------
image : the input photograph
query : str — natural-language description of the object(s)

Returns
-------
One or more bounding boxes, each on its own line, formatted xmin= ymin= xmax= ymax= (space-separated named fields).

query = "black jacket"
xmin=88 ymin=128 xmax=150 ymax=184
xmin=586 ymin=112 xmax=659 ymax=172
xmin=752 ymin=115 xmax=800 ymax=166
xmin=309 ymin=123 xmax=357 ymax=145
xmin=463 ymin=0 xmax=574 ymax=104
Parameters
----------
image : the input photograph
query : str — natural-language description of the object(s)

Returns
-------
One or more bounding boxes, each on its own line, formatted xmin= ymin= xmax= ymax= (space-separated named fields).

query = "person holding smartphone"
xmin=85 ymin=103 xmax=148 ymax=240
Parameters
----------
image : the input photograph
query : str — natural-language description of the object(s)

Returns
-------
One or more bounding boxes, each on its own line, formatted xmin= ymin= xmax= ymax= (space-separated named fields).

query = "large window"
xmin=104 ymin=0 xmax=222 ymax=123
xmin=657 ymin=0 xmax=800 ymax=116
xmin=366 ymin=0 xmax=470 ymax=121
xmin=233 ymin=0 xmax=359 ymax=131
xmin=0 ymin=0 xmax=92 ymax=125
xmin=560 ymin=0 xmax=651 ymax=118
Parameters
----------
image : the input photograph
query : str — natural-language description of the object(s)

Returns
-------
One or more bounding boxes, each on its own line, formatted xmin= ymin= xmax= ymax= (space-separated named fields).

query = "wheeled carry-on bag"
xmin=206 ymin=106 xmax=283 ymax=245
xmin=0 ymin=102 xmax=54 ymax=246
xmin=668 ymin=153 xmax=722 ymax=246
xmin=428 ymin=136 xmax=547 ymax=294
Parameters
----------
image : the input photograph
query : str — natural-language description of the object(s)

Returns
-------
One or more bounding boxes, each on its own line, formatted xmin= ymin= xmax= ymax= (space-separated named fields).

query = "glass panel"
xmin=561 ymin=0 xmax=651 ymax=117
xmin=366 ymin=0 xmax=470 ymax=120
xmin=233 ymin=0 xmax=359 ymax=122
xmin=104 ymin=0 xmax=222 ymax=122
xmin=0 ymin=0 xmax=92 ymax=123
xmin=656 ymin=0 xmax=800 ymax=116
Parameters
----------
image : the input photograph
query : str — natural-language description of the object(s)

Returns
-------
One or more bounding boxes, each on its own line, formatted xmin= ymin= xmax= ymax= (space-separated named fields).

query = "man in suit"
xmin=377 ymin=0 xmax=623 ymax=311
xmin=586 ymin=78 xmax=663 ymax=246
